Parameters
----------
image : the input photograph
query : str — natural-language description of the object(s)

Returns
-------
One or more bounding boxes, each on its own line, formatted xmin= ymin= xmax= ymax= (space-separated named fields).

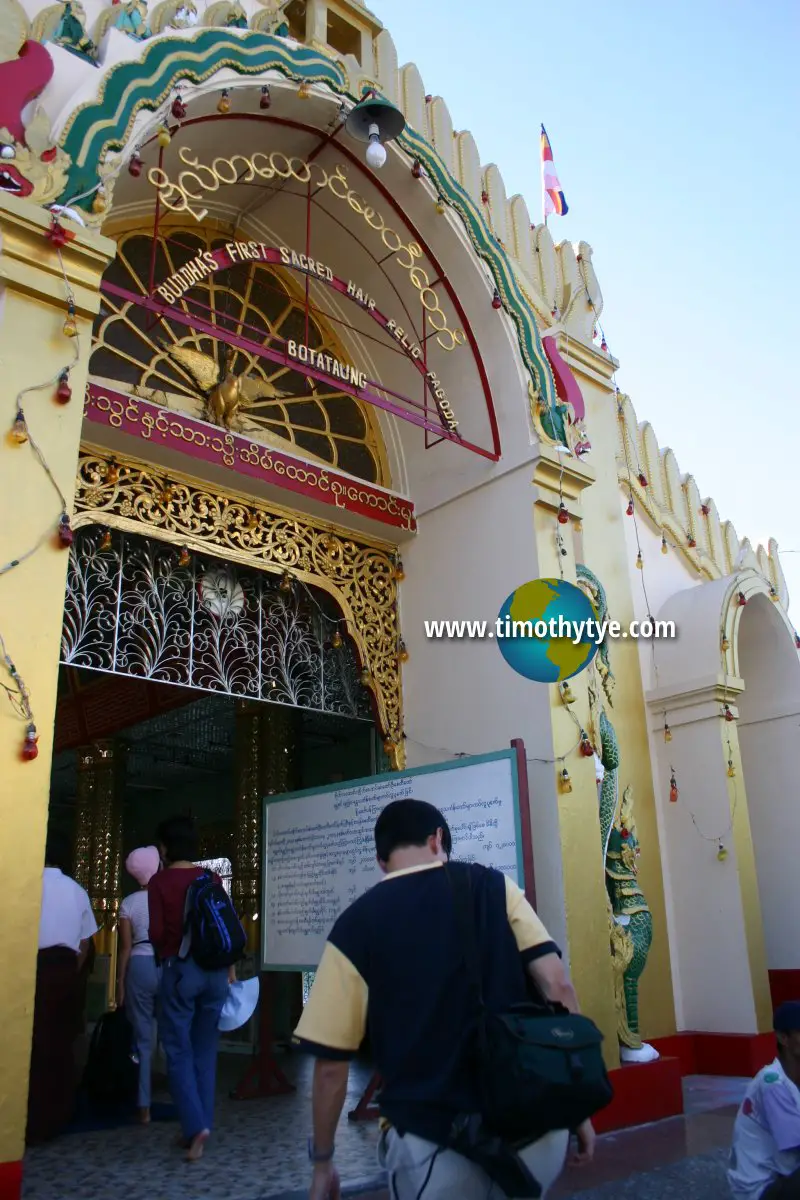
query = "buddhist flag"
xmin=541 ymin=125 xmax=568 ymax=219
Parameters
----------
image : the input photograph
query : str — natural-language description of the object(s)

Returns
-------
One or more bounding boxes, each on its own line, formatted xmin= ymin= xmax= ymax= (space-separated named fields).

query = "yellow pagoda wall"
xmin=0 ymin=194 xmax=114 ymax=1180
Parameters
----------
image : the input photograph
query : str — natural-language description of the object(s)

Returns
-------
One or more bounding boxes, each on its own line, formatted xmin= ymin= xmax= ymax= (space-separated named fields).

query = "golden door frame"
xmin=72 ymin=445 xmax=405 ymax=766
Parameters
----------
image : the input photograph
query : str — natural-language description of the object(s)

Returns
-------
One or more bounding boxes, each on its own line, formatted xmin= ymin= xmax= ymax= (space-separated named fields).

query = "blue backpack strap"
xmin=178 ymin=870 xmax=212 ymax=961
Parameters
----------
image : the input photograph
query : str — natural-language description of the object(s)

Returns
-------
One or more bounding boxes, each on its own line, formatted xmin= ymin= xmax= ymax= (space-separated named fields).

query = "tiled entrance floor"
xmin=22 ymin=1054 xmax=747 ymax=1199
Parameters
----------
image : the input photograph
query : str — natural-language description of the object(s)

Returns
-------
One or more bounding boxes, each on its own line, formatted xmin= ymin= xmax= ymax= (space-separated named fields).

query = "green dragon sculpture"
xmin=576 ymin=564 xmax=657 ymax=1061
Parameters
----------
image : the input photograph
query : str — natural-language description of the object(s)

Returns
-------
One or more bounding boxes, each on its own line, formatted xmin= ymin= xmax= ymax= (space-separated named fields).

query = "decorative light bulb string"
xmin=1 ymin=241 xmax=86 ymax=758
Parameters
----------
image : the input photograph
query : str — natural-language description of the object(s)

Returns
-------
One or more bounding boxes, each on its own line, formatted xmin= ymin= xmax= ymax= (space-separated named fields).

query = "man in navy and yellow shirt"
xmin=295 ymin=799 xmax=595 ymax=1199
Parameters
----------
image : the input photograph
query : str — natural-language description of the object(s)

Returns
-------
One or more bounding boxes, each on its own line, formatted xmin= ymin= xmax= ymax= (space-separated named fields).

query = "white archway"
xmin=737 ymin=594 xmax=800 ymax=983
xmin=645 ymin=570 xmax=800 ymax=1035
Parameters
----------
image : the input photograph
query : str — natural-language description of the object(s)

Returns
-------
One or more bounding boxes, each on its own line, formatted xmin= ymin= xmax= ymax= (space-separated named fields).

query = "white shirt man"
xmin=729 ymin=1003 xmax=800 ymax=1200
xmin=38 ymin=866 xmax=98 ymax=958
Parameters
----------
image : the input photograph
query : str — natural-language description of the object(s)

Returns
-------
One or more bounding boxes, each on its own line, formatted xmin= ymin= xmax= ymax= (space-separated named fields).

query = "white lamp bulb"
xmin=365 ymin=124 xmax=386 ymax=169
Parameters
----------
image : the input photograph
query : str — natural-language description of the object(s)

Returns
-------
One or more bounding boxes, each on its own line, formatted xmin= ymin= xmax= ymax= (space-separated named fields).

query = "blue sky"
xmin=370 ymin=0 xmax=800 ymax=620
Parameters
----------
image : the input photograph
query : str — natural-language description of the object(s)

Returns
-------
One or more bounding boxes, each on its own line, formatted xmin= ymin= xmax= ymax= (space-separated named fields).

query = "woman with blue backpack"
xmin=148 ymin=814 xmax=246 ymax=1161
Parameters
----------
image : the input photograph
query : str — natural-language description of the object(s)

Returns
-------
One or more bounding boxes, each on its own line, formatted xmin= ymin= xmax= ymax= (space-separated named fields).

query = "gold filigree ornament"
xmin=147 ymin=147 xmax=464 ymax=351
xmin=73 ymin=447 xmax=404 ymax=760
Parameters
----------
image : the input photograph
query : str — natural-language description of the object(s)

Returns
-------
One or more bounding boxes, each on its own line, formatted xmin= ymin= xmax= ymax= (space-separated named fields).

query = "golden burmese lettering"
xmin=147 ymin=146 xmax=464 ymax=350
xmin=286 ymin=341 xmax=367 ymax=391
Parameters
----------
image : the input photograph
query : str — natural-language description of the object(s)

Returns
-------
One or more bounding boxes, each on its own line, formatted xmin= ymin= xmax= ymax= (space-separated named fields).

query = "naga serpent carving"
xmin=576 ymin=564 xmax=657 ymax=1061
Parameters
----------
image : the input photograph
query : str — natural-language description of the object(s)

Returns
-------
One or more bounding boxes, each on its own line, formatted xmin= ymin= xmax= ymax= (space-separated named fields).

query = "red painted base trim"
xmin=651 ymin=1031 xmax=777 ymax=1077
xmin=0 ymin=1160 xmax=22 ymax=1200
xmin=594 ymin=1056 xmax=684 ymax=1134
xmin=769 ymin=970 xmax=800 ymax=1009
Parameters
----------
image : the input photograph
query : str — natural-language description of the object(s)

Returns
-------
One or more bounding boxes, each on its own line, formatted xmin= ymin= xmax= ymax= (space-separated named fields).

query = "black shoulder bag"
xmin=446 ymin=865 xmax=613 ymax=1159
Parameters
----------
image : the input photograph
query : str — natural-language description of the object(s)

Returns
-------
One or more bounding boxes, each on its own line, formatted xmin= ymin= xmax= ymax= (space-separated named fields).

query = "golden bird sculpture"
xmin=161 ymin=341 xmax=292 ymax=429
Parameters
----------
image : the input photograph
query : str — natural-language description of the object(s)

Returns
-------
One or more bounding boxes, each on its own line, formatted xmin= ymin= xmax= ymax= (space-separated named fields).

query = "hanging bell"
xmin=128 ymin=152 xmax=143 ymax=177
xmin=411 ymin=160 xmax=423 ymax=179
xmin=297 ymin=80 xmax=311 ymax=100
xmin=717 ymin=845 xmax=729 ymax=862
xmin=55 ymin=370 xmax=72 ymax=404
xmin=669 ymin=774 xmax=679 ymax=803
xmin=171 ymin=94 xmax=187 ymax=120
xmin=397 ymin=641 xmax=409 ymax=664
xmin=178 ymin=547 xmax=191 ymax=568
xmin=769 ymin=586 xmax=779 ymax=602
xmin=21 ymin=725 xmax=39 ymax=762
xmin=738 ymin=591 xmax=747 ymax=606
xmin=600 ymin=337 xmax=608 ymax=352
xmin=723 ymin=704 xmax=735 ymax=722
xmin=435 ymin=197 xmax=446 ymax=214
xmin=795 ymin=632 xmax=800 ymax=649
xmin=157 ymin=125 xmax=171 ymax=148
xmin=394 ymin=559 xmax=405 ymax=582
xmin=260 ymin=85 xmax=271 ymax=110
xmin=721 ymin=632 xmax=730 ymax=652
xmin=664 ymin=723 xmax=672 ymax=743
xmin=557 ymin=503 xmax=569 ymax=525
xmin=217 ymin=89 xmax=231 ymax=114
xmin=727 ymin=760 xmax=736 ymax=778
xmin=331 ymin=630 xmax=343 ymax=650
xmin=579 ymin=732 xmax=594 ymax=757
xmin=58 ymin=512 xmax=74 ymax=548
xmin=279 ymin=571 xmax=292 ymax=593
xmin=626 ymin=498 xmax=634 ymax=517
xmin=492 ymin=290 xmax=502 ymax=310
xmin=638 ymin=472 xmax=648 ymax=488
xmin=661 ymin=535 xmax=668 ymax=555
xmin=106 ymin=462 xmax=120 ymax=485
xmin=63 ymin=303 xmax=78 ymax=338
xmin=636 ymin=551 xmax=643 ymax=570
xmin=561 ymin=682 xmax=575 ymax=705
xmin=100 ymin=529 xmax=112 ymax=552
xmin=559 ymin=768 xmax=573 ymax=794
xmin=688 ymin=536 xmax=697 ymax=548
xmin=10 ymin=409 xmax=28 ymax=444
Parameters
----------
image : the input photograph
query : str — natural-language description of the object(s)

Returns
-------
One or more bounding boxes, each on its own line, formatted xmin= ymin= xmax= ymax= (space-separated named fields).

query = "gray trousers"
xmin=378 ymin=1127 xmax=570 ymax=1199
xmin=125 ymin=955 xmax=160 ymax=1108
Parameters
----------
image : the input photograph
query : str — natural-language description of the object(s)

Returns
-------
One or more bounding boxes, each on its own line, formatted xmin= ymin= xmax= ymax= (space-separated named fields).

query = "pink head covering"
xmin=125 ymin=846 xmax=160 ymax=887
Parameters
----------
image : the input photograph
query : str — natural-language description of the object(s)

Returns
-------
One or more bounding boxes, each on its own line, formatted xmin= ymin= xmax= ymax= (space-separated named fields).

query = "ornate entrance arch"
xmin=93 ymin=225 xmax=389 ymax=485
xmin=70 ymin=447 xmax=404 ymax=762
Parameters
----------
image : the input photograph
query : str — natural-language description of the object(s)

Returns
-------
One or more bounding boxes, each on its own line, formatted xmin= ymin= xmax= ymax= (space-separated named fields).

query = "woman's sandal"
xmin=186 ymin=1129 xmax=210 ymax=1162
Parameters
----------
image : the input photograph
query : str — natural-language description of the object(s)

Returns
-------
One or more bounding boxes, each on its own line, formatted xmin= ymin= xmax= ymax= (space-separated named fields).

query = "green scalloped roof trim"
xmin=58 ymin=31 xmax=347 ymax=205
xmin=55 ymin=32 xmax=557 ymax=420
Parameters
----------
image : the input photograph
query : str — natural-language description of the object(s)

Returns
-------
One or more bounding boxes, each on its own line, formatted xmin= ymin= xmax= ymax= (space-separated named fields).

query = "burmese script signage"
xmin=84 ymin=385 xmax=417 ymax=533
xmin=153 ymin=241 xmax=459 ymax=434
xmin=148 ymin=147 xmax=465 ymax=352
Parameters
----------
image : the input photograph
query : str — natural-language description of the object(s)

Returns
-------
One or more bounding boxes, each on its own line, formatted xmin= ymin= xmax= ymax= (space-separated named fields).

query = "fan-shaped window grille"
xmin=92 ymin=229 xmax=387 ymax=485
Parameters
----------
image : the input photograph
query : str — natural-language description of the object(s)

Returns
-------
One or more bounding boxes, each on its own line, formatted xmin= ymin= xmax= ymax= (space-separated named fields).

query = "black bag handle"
xmin=445 ymin=864 xmax=486 ymax=1015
